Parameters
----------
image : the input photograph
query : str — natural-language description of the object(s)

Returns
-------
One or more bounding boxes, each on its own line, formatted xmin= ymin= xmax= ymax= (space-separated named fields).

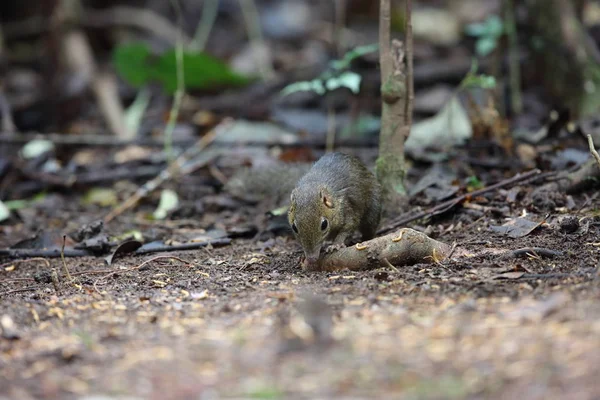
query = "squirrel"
xmin=288 ymin=152 xmax=382 ymax=269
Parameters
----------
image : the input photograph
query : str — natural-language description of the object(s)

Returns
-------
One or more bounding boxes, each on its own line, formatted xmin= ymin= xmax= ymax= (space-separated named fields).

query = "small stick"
xmin=60 ymin=235 xmax=73 ymax=282
xmin=103 ymin=122 xmax=225 ymax=223
xmin=587 ymin=134 xmax=600 ymax=169
xmin=379 ymin=169 xmax=541 ymax=234
xmin=0 ymin=238 xmax=231 ymax=260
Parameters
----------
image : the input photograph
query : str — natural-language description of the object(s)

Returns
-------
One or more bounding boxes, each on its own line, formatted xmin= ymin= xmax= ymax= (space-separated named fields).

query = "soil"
xmin=1 ymin=178 xmax=599 ymax=400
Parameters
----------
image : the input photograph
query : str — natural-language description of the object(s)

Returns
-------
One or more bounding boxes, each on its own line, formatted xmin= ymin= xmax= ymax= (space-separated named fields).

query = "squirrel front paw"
xmin=324 ymin=242 xmax=346 ymax=254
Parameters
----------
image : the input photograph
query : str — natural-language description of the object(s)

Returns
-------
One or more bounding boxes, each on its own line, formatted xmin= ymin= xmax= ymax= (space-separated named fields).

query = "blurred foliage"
xmin=466 ymin=175 xmax=484 ymax=191
xmin=281 ymin=44 xmax=378 ymax=97
xmin=459 ymin=60 xmax=497 ymax=90
xmin=113 ymin=43 xmax=251 ymax=93
xmin=465 ymin=15 xmax=504 ymax=57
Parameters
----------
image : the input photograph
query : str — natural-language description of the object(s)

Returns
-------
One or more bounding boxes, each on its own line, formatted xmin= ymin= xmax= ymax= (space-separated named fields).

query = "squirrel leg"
xmin=359 ymin=196 xmax=382 ymax=240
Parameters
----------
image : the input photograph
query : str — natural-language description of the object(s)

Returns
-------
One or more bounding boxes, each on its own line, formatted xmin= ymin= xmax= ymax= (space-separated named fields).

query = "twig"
xmin=0 ymin=238 xmax=231 ymax=261
xmin=404 ymin=0 xmax=413 ymax=128
xmin=381 ymin=258 xmax=400 ymax=272
xmin=103 ymin=122 xmax=225 ymax=223
xmin=379 ymin=169 xmax=542 ymax=234
xmin=0 ymin=248 xmax=93 ymax=259
xmin=93 ymin=69 xmax=130 ymax=138
xmin=133 ymin=238 xmax=230 ymax=254
xmin=60 ymin=235 xmax=73 ymax=282
xmin=190 ymin=0 xmax=219 ymax=51
xmin=587 ymin=134 xmax=600 ymax=169
xmin=0 ymin=131 xmax=379 ymax=148
xmin=3 ymin=7 xmax=192 ymax=46
xmin=165 ymin=0 xmax=186 ymax=161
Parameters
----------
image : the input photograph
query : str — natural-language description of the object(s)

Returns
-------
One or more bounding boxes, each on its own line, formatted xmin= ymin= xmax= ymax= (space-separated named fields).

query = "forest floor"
xmin=1 ymin=166 xmax=599 ymax=400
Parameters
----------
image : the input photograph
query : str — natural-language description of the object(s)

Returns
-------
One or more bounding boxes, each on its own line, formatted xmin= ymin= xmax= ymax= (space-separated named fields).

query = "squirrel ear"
xmin=321 ymin=188 xmax=334 ymax=208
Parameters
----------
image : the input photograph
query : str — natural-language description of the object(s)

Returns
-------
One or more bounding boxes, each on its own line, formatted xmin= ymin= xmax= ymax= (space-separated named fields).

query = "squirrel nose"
xmin=306 ymin=255 xmax=319 ymax=265
xmin=305 ymin=249 xmax=321 ymax=265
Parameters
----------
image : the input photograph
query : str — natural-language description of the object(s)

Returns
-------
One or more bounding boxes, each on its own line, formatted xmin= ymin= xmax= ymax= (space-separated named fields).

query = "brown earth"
xmin=1 ymin=182 xmax=599 ymax=400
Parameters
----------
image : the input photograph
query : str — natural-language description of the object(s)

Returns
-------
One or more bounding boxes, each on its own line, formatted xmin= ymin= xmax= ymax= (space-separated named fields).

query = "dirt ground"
xmin=1 ymin=182 xmax=599 ymax=400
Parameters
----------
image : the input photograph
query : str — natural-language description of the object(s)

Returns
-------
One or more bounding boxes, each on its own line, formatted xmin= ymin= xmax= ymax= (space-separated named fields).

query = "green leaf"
xmin=465 ymin=15 xmax=503 ymax=38
xmin=325 ymin=71 xmax=362 ymax=94
xmin=460 ymin=59 xmax=497 ymax=90
xmin=113 ymin=43 xmax=153 ymax=87
xmin=113 ymin=43 xmax=251 ymax=94
xmin=153 ymin=189 xmax=179 ymax=220
xmin=475 ymin=37 xmax=498 ymax=57
xmin=330 ymin=43 xmax=378 ymax=71
xmin=461 ymin=74 xmax=497 ymax=90
xmin=466 ymin=176 xmax=483 ymax=190
xmin=156 ymin=50 xmax=251 ymax=93
xmin=280 ymin=80 xmax=326 ymax=96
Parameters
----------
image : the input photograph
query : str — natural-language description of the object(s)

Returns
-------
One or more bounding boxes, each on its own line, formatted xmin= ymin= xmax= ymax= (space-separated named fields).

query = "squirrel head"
xmin=288 ymin=185 xmax=338 ymax=265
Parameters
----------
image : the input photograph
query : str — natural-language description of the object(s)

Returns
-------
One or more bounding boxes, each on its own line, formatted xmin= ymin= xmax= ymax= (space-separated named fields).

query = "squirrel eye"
xmin=320 ymin=218 xmax=328 ymax=231
xmin=291 ymin=222 xmax=299 ymax=233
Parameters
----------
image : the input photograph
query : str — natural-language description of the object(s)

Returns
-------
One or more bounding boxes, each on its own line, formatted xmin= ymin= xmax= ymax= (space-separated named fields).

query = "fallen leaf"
xmin=490 ymin=217 xmax=544 ymax=238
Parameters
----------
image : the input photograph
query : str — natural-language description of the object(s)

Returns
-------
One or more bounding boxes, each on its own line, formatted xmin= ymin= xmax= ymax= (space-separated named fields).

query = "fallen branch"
xmin=532 ymin=156 xmax=600 ymax=195
xmin=380 ymin=169 xmax=542 ymax=234
xmin=133 ymin=238 xmax=231 ymax=254
xmin=0 ymin=238 xmax=231 ymax=260
xmin=309 ymin=228 xmax=454 ymax=272
xmin=0 ymin=248 xmax=93 ymax=259
xmin=0 ymin=132 xmax=379 ymax=149
xmin=3 ymin=7 xmax=191 ymax=46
